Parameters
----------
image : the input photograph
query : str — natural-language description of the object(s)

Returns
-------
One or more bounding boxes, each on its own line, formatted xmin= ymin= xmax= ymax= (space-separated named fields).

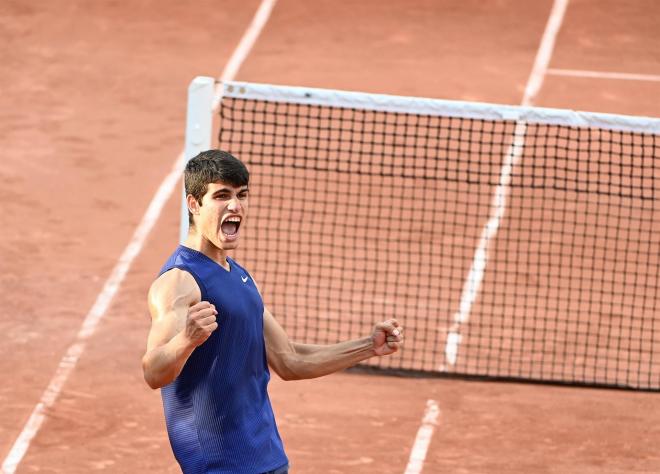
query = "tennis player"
xmin=142 ymin=149 xmax=404 ymax=474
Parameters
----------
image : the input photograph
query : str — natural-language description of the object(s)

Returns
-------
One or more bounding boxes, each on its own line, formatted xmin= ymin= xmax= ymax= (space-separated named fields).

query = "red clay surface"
xmin=1 ymin=0 xmax=659 ymax=472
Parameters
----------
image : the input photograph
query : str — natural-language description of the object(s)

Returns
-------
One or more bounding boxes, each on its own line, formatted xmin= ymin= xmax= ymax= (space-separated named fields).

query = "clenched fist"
xmin=371 ymin=319 xmax=404 ymax=356
xmin=184 ymin=301 xmax=219 ymax=347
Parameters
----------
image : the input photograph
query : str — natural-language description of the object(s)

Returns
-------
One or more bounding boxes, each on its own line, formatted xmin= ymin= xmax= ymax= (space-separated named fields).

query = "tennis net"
xmin=216 ymin=81 xmax=659 ymax=391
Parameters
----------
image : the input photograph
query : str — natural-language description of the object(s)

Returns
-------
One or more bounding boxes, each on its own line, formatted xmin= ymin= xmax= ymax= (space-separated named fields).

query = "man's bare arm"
xmin=263 ymin=307 xmax=403 ymax=381
xmin=142 ymin=269 xmax=218 ymax=389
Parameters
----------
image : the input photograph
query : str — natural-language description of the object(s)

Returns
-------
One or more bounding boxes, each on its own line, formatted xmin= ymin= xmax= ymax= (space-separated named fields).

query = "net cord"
xmin=222 ymin=81 xmax=660 ymax=134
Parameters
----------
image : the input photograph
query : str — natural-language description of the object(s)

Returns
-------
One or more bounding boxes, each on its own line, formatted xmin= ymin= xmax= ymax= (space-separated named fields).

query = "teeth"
xmin=225 ymin=216 xmax=241 ymax=223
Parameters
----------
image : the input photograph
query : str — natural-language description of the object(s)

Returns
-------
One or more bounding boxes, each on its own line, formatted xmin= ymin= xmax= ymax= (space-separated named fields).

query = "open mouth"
xmin=220 ymin=215 xmax=241 ymax=240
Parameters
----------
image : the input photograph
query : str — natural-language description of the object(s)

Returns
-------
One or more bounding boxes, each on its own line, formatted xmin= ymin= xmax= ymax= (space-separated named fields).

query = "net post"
xmin=180 ymin=76 xmax=216 ymax=243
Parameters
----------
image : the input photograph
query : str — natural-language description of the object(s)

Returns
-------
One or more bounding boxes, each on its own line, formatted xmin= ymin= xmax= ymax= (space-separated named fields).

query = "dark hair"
xmin=185 ymin=150 xmax=249 ymax=226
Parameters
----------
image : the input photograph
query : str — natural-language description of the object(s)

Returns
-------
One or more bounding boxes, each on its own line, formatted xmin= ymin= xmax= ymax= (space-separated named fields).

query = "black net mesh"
xmin=218 ymin=93 xmax=659 ymax=390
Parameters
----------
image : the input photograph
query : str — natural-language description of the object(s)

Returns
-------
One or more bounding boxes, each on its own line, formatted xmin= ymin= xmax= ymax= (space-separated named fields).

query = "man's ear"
xmin=187 ymin=194 xmax=201 ymax=216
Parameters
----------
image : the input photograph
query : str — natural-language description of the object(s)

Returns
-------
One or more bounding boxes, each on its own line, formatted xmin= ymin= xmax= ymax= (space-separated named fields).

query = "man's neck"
xmin=184 ymin=233 xmax=230 ymax=271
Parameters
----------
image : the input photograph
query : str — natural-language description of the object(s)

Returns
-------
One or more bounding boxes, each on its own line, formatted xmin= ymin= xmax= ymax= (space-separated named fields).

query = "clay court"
xmin=1 ymin=0 xmax=659 ymax=473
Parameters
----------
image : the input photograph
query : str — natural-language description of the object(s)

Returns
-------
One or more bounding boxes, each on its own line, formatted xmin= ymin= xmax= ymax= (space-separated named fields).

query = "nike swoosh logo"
xmin=241 ymin=276 xmax=249 ymax=283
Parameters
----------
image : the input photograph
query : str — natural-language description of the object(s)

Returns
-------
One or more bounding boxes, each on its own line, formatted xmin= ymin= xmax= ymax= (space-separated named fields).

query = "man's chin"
xmin=219 ymin=237 xmax=240 ymax=250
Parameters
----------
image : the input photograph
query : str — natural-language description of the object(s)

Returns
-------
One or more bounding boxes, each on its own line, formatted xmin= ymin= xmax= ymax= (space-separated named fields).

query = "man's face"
xmin=194 ymin=181 xmax=249 ymax=251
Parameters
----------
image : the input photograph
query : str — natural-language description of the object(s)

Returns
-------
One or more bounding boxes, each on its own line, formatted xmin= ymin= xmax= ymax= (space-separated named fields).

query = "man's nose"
xmin=227 ymin=197 xmax=241 ymax=212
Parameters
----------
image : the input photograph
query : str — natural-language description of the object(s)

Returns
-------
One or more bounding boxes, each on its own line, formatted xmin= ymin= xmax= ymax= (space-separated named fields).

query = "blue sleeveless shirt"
xmin=159 ymin=245 xmax=288 ymax=474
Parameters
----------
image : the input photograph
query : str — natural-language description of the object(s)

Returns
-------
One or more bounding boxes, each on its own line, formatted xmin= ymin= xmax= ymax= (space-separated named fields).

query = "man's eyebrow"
xmin=212 ymin=186 xmax=249 ymax=196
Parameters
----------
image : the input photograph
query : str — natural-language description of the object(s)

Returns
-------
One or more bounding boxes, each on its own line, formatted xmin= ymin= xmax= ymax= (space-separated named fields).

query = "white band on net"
xmin=222 ymin=81 xmax=660 ymax=134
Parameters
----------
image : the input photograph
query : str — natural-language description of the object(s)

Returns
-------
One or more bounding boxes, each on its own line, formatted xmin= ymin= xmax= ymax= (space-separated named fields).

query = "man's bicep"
xmin=263 ymin=307 xmax=294 ymax=356
xmin=146 ymin=270 xmax=201 ymax=351
xmin=254 ymin=276 xmax=292 ymax=354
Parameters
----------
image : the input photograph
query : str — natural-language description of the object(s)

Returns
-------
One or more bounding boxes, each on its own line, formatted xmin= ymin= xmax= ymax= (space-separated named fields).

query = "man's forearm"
xmin=277 ymin=337 xmax=375 ymax=380
xmin=142 ymin=332 xmax=196 ymax=389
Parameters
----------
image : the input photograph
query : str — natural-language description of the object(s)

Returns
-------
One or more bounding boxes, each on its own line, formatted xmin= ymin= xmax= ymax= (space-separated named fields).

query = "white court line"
xmin=443 ymin=0 xmax=570 ymax=367
xmin=522 ymin=0 xmax=570 ymax=107
xmin=0 ymin=1 xmax=277 ymax=472
xmin=444 ymin=121 xmax=527 ymax=365
xmin=547 ymin=68 xmax=660 ymax=82
xmin=404 ymin=400 xmax=440 ymax=474
xmin=212 ymin=0 xmax=277 ymax=110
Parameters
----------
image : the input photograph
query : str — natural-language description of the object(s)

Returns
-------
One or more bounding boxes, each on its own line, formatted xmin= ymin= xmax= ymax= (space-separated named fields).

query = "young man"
xmin=143 ymin=149 xmax=404 ymax=474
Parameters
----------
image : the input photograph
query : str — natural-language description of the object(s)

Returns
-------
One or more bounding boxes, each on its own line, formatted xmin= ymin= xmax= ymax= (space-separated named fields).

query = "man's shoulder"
xmin=155 ymin=266 xmax=196 ymax=284
xmin=149 ymin=268 xmax=201 ymax=305
xmin=158 ymin=245 xmax=191 ymax=274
